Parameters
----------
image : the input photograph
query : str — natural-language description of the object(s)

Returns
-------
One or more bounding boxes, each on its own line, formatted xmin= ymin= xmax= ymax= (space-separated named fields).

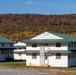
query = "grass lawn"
xmin=0 ymin=61 xmax=76 ymax=70
xmin=0 ymin=61 xmax=76 ymax=75
xmin=0 ymin=61 xmax=26 ymax=68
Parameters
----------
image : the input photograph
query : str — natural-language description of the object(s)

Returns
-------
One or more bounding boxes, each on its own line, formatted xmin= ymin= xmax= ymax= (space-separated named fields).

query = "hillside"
xmin=0 ymin=14 xmax=76 ymax=41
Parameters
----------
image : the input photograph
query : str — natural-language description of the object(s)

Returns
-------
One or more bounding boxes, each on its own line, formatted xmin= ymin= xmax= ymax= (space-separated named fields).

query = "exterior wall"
xmin=49 ymin=53 xmax=68 ymax=67
xmin=14 ymin=53 xmax=26 ymax=60
xmin=0 ymin=50 xmax=14 ymax=61
xmin=68 ymin=53 xmax=76 ymax=66
xmin=26 ymin=53 xmax=69 ymax=67
xmin=21 ymin=54 xmax=26 ymax=60
xmin=0 ymin=43 xmax=14 ymax=48
xmin=9 ymin=50 xmax=14 ymax=58
xmin=49 ymin=43 xmax=68 ymax=50
xmin=26 ymin=53 xmax=40 ymax=66
xmin=26 ymin=42 xmax=76 ymax=67
xmin=68 ymin=43 xmax=76 ymax=50
xmin=26 ymin=43 xmax=40 ymax=50
xmin=26 ymin=43 xmax=68 ymax=51
xmin=0 ymin=50 xmax=5 ymax=61
xmin=0 ymin=43 xmax=14 ymax=61
xmin=14 ymin=54 xmax=21 ymax=60
xmin=26 ymin=43 xmax=69 ymax=67
xmin=14 ymin=49 xmax=26 ymax=60
xmin=26 ymin=42 xmax=76 ymax=51
xmin=14 ymin=49 xmax=25 ymax=51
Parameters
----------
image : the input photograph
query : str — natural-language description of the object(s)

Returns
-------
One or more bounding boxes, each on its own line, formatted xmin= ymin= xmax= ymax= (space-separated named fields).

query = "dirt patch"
xmin=37 ymin=68 xmax=76 ymax=75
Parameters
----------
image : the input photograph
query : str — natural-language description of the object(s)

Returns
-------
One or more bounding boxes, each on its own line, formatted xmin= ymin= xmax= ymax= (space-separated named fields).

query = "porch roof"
xmin=14 ymin=50 xmax=39 ymax=53
xmin=25 ymin=50 xmax=39 ymax=53
xmin=49 ymin=50 xmax=73 ymax=53
xmin=16 ymin=50 xmax=74 ymax=54
xmin=14 ymin=51 xmax=26 ymax=54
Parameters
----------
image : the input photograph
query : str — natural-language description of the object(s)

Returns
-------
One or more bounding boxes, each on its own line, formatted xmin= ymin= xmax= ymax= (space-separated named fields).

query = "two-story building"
xmin=0 ymin=36 xmax=14 ymax=61
xmin=23 ymin=31 xmax=76 ymax=67
xmin=14 ymin=42 xmax=26 ymax=60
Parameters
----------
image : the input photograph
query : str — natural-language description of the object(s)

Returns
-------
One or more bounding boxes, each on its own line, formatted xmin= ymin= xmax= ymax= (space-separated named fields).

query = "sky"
xmin=0 ymin=0 xmax=76 ymax=14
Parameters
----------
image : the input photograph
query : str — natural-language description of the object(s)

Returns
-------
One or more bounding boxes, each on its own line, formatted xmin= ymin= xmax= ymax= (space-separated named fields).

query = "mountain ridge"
xmin=0 ymin=14 xmax=76 ymax=41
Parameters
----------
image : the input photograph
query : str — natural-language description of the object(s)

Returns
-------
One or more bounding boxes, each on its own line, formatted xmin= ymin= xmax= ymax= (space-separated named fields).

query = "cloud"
xmin=26 ymin=0 xmax=50 ymax=5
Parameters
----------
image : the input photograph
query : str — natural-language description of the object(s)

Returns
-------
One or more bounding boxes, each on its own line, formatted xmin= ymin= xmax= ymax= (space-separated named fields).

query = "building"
xmin=14 ymin=42 xmax=26 ymax=60
xmin=0 ymin=36 xmax=14 ymax=61
xmin=23 ymin=31 xmax=76 ymax=67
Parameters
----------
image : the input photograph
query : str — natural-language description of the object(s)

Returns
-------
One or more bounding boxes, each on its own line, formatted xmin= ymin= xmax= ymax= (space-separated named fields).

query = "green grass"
xmin=0 ymin=61 xmax=26 ymax=68
xmin=0 ymin=62 xmax=76 ymax=75
xmin=0 ymin=61 xmax=76 ymax=71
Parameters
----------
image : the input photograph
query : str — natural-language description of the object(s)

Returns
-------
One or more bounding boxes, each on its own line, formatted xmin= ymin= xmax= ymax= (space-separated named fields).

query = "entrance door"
xmin=44 ymin=53 xmax=48 ymax=65
xmin=40 ymin=43 xmax=49 ymax=66
xmin=44 ymin=43 xmax=49 ymax=65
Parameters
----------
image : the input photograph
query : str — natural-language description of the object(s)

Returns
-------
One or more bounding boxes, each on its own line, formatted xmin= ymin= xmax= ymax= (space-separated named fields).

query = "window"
xmin=10 ymin=51 xmax=12 ymax=54
xmin=32 ymin=43 xmax=37 ymax=47
xmin=71 ymin=54 xmax=73 ymax=59
xmin=56 ymin=53 xmax=61 ymax=59
xmin=74 ymin=43 xmax=75 ymax=47
xmin=19 ymin=53 xmax=21 ymax=56
xmin=75 ymin=54 xmax=76 ymax=58
xmin=75 ymin=44 xmax=76 ymax=47
xmin=10 ymin=44 xmax=12 ymax=47
xmin=2 ymin=51 xmax=4 ymax=54
xmin=71 ymin=43 xmax=73 ymax=48
xmin=19 ymin=48 xmax=21 ymax=50
xmin=74 ymin=54 xmax=75 ymax=58
xmin=45 ymin=43 xmax=48 ymax=46
xmin=2 ymin=43 xmax=4 ymax=46
xmin=45 ymin=53 xmax=48 ymax=59
xmin=68 ymin=54 xmax=70 ymax=59
xmin=68 ymin=43 xmax=70 ymax=47
xmin=56 ymin=43 xmax=61 ymax=47
xmin=32 ymin=53 xmax=37 ymax=59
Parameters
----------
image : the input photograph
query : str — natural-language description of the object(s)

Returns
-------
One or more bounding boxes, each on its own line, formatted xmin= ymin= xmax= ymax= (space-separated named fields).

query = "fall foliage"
xmin=0 ymin=14 xmax=76 ymax=42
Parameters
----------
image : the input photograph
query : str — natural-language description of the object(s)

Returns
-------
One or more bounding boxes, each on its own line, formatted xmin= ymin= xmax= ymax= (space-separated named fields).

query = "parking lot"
xmin=0 ymin=68 xmax=50 ymax=75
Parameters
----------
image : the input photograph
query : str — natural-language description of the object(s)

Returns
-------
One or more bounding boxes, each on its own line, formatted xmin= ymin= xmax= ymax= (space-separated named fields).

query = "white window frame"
xmin=56 ymin=53 xmax=61 ymax=59
xmin=32 ymin=53 xmax=37 ymax=59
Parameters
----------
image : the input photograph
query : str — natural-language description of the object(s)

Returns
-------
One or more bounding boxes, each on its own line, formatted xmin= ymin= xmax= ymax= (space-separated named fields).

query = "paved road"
xmin=0 ymin=68 xmax=50 ymax=75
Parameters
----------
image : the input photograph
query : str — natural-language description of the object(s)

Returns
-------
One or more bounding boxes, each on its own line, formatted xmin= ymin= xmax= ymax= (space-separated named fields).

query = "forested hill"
xmin=0 ymin=14 xmax=76 ymax=41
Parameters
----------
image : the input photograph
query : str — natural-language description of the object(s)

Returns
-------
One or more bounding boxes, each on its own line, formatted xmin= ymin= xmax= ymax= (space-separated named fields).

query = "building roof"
xmin=14 ymin=42 xmax=26 ymax=48
xmin=22 ymin=31 xmax=76 ymax=43
xmin=14 ymin=51 xmax=26 ymax=54
xmin=0 ymin=36 xmax=14 ymax=43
